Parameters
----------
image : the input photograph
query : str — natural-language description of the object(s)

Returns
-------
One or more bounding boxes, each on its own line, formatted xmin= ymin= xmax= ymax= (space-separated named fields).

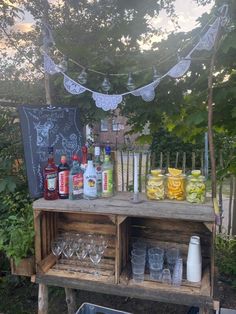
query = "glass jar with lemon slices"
xmin=146 ymin=169 xmax=165 ymax=200
xmin=186 ymin=170 xmax=206 ymax=203
xmin=166 ymin=168 xmax=186 ymax=201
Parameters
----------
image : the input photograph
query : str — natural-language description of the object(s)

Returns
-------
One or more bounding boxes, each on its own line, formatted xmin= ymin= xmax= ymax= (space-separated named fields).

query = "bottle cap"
xmin=94 ymin=146 xmax=100 ymax=156
xmin=87 ymin=153 xmax=93 ymax=161
xmin=105 ymin=145 xmax=111 ymax=155
xmin=82 ymin=146 xmax=88 ymax=153
xmin=61 ymin=155 xmax=67 ymax=163
xmin=72 ymin=154 xmax=79 ymax=161
xmin=48 ymin=147 xmax=53 ymax=153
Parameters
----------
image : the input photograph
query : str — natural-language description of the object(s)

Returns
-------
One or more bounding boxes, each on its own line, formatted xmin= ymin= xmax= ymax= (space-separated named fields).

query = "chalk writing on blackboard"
xmin=18 ymin=105 xmax=83 ymax=198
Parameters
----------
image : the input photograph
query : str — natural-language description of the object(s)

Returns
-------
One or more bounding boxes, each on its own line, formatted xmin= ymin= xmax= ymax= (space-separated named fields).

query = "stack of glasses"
xmin=130 ymin=242 xmax=183 ymax=287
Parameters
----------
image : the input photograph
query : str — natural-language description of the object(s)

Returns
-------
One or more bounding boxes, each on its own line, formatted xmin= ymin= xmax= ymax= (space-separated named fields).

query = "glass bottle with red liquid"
xmin=81 ymin=145 xmax=88 ymax=171
xmin=44 ymin=147 xmax=58 ymax=200
xmin=58 ymin=155 xmax=70 ymax=199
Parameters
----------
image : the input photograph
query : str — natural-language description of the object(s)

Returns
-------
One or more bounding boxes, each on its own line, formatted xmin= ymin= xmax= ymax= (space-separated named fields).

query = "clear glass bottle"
xmin=83 ymin=154 xmax=97 ymax=199
xmin=166 ymin=168 xmax=186 ymax=201
xmin=58 ymin=155 xmax=70 ymax=199
xmin=69 ymin=154 xmax=83 ymax=200
xmin=43 ymin=147 xmax=58 ymax=200
xmin=94 ymin=146 xmax=102 ymax=197
xmin=186 ymin=170 xmax=206 ymax=203
xmin=102 ymin=146 xmax=113 ymax=198
xmin=146 ymin=169 xmax=165 ymax=200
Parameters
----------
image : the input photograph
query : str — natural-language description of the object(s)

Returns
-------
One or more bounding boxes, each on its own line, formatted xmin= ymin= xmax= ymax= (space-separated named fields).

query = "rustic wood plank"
xmin=138 ymin=152 xmax=142 ymax=192
xmin=160 ymin=152 xmax=163 ymax=170
xmin=120 ymin=150 xmax=124 ymax=192
xmin=182 ymin=152 xmax=186 ymax=174
xmin=36 ymin=274 xmax=214 ymax=308
xmin=57 ymin=221 xmax=116 ymax=235
xmin=38 ymin=253 xmax=56 ymax=274
xmin=46 ymin=269 xmax=115 ymax=283
xmin=33 ymin=193 xmax=214 ymax=222
xmin=115 ymin=219 xmax=120 ymax=284
xmin=192 ymin=152 xmax=196 ymax=170
xmin=126 ymin=150 xmax=130 ymax=192
xmin=34 ymin=210 xmax=42 ymax=270
xmin=65 ymin=288 xmax=77 ymax=314
xmin=41 ymin=212 xmax=47 ymax=259
xmin=175 ymin=152 xmax=179 ymax=168
xmin=38 ymin=283 xmax=48 ymax=314
xmin=200 ymin=266 xmax=211 ymax=296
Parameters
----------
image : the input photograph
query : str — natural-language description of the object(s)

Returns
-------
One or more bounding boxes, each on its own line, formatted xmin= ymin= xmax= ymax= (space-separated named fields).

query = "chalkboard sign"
xmin=18 ymin=105 xmax=84 ymax=199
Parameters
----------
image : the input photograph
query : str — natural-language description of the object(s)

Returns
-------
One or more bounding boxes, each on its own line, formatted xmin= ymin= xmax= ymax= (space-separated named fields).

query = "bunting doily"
xmin=43 ymin=4 xmax=228 ymax=111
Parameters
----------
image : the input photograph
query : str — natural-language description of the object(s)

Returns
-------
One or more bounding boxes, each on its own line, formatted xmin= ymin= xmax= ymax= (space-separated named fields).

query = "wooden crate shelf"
xmin=33 ymin=192 xmax=217 ymax=312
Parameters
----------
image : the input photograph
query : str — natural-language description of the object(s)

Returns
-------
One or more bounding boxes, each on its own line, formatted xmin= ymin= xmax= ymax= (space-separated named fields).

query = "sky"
xmin=13 ymin=0 xmax=213 ymax=34
xmin=1 ymin=0 xmax=213 ymax=54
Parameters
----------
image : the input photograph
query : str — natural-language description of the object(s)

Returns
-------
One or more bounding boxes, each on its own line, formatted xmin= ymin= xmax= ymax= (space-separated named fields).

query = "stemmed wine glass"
xmin=51 ymin=238 xmax=64 ymax=270
xmin=89 ymin=245 xmax=103 ymax=276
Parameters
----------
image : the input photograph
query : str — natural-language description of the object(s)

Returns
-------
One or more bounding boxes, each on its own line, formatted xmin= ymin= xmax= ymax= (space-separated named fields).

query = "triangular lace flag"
xmin=64 ymin=75 xmax=86 ymax=95
xmin=92 ymin=92 xmax=123 ymax=111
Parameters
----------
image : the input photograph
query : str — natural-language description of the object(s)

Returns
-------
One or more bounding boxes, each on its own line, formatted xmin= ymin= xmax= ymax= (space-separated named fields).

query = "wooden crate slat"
xmin=57 ymin=221 xmax=116 ymax=235
xmin=46 ymin=269 xmax=115 ymax=283
xmin=33 ymin=194 xmax=215 ymax=222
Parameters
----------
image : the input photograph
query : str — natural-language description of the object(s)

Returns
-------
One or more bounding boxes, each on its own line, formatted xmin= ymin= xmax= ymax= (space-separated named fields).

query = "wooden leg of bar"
xmin=65 ymin=287 xmax=77 ymax=314
xmin=38 ymin=283 xmax=48 ymax=314
xmin=199 ymin=307 xmax=214 ymax=314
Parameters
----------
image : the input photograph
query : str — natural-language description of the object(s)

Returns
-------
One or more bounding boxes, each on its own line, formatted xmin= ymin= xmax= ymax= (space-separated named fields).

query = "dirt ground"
xmin=0 ymin=273 xmax=235 ymax=314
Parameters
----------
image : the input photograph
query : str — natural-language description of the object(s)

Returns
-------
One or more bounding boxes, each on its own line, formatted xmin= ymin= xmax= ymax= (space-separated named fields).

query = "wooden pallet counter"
xmin=33 ymin=193 xmax=217 ymax=314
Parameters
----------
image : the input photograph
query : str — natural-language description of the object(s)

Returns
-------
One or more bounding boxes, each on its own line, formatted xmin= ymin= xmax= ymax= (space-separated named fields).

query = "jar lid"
xmin=150 ymin=169 xmax=162 ymax=176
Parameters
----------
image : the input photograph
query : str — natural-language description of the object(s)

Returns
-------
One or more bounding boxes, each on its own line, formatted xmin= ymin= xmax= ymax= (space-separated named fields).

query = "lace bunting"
xmin=44 ymin=54 xmax=60 ymax=75
xmin=64 ymin=75 xmax=86 ymax=95
xmin=92 ymin=92 xmax=123 ymax=111
xmin=43 ymin=5 xmax=228 ymax=111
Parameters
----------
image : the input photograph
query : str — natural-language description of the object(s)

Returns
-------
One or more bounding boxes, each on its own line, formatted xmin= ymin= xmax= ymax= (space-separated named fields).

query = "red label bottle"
xmin=44 ymin=147 xmax=58 ymax=200
xmin=58 ymin=155 xmax=70 ymax=199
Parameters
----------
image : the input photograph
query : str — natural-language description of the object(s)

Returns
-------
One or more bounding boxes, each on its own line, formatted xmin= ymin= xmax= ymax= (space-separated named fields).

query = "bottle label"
xmin=59 ymin=170 xmax=69 ymax=194
xmin=72 ymin=173 xmax=83 ymax=195
xmin=46 ymin=173 xmax=57 ymax=191
xmin=96 ymin=166 xmax=102 ymax=182
xmin=84 ymin=175 xmax=97 ymax=197
xmin=102 ymin=170 xmax=113 ymax=193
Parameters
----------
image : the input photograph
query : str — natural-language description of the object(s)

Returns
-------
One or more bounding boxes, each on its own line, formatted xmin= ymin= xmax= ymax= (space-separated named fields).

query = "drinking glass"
xmin=89 ymin=245 xmax=102 ymax=276
xmin=51 ymin=239 xmax=63 ymax=269
xmin=162 ymin=268 xmax=172 ymax=285
xmin=172 ymin=258 xmax=183 ymax=287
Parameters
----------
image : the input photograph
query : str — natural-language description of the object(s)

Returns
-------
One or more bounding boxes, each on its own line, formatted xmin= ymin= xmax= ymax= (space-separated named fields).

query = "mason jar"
xmin=146 ymin=169 xmax=165 ymax=200
xmin=186 ymin=170 xmax=206 ymax=203
xmin=166 ymin=171 xmax=186 ymax=201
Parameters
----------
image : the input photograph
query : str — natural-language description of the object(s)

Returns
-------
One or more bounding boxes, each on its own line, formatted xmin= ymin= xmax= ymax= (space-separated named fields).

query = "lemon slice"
xmin=191 ymin=170 xmax=201 ymax=177
xmin=151 ymin=169 xmax=162 ymax=176
xmin=168 ymin=167 xmax=182 ymax=176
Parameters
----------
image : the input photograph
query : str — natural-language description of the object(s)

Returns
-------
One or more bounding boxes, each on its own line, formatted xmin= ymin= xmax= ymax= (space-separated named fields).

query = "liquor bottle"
xmin=81 ymin=145 xmax=88 ymax=171
xmin=83 ymin=153 xmax=97 ymax=199
xmin=94 ymin=146 xmax=102 ymax=197
xmin=102 ymin=145 xmax=113 ymax=198
xmin=58 ymin=155 xmax=70 ymax=199
xmin=43 ymin=147 xmax=58 ymax=200
xmin=69 ymin=154 xmax=84 ymax=200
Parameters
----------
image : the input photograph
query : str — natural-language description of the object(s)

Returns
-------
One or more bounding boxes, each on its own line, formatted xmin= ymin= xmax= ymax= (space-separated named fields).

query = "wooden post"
xmin=65 ymin=288 xmax=77 ymax=314
xmin=38 ymin=284 xmax=48 ymax=314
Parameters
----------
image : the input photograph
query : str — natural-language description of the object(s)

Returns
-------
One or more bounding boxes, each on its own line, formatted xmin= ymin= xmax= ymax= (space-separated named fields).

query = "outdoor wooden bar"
xmin=33 ymin=193 xmax=218 ymax=314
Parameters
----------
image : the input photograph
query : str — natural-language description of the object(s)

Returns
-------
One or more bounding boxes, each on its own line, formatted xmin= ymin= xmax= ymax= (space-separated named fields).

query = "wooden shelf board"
xmin=36 ymin=273 xmax=213 ymax=308
xmin=33 ymin=193 xmax=214 ymax=222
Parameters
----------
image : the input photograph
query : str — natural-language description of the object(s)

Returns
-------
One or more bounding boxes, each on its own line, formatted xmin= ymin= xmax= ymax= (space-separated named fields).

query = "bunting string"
xmin=43 ymin=4 xmax=229 ymax=111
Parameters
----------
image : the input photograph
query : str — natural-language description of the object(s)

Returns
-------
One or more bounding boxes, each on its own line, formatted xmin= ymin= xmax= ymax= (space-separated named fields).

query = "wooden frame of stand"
xmin=32 ymin=193 xmax=219 ymax=314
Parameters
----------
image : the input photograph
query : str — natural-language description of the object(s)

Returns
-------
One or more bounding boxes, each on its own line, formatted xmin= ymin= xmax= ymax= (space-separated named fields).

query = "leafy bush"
xmin=0 ymin=192 xmax=34 ymax=265
xmin=0 ymin=107 xmax=34 ymax=265
xmin=215 ymin=232 xmax=236 ymax=287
